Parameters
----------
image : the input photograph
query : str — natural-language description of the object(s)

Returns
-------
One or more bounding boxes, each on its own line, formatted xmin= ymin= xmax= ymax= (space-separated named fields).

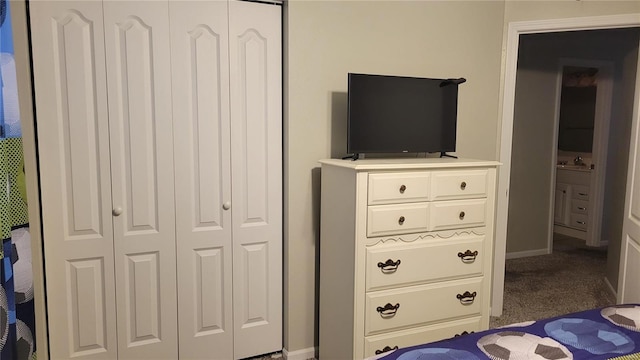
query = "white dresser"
xmin=318 ymin=158 xmax=499 ymax=359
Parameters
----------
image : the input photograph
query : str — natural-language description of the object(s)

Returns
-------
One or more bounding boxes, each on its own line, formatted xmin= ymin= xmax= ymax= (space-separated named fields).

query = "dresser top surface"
xmin=319 ymin=157 xmax=501 ymax=171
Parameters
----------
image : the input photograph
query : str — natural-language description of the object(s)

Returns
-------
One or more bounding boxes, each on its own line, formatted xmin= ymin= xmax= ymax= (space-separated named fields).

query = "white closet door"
xmin=229 ymin=1 xmax=282 ymax=358
xmin=29 ymin=1 xmax=118 ymax=359
xmin=170 ymin=1 xmax=234 ymax=359
xmin=618 ymin=36 xmax=640 ymax=304
xmin=102 ymin=2 xmax=178 ymax=358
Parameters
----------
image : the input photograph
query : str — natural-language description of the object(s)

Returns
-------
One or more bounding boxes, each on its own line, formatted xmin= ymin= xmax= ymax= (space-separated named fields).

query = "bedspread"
xmin=378 ymin=304 xmax=640 ymax=360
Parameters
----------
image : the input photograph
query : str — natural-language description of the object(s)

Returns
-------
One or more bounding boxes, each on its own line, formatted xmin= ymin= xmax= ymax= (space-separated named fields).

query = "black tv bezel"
xmin=346 ymin=72 xmax=460 ymax=155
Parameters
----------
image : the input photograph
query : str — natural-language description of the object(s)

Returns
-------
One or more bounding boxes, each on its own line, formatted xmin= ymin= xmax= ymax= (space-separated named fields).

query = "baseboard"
xmin=604 ymin=276 xmax=617 ymax=300
xmin=553 ymin=225 xmax=587 ymax=241
xmin=283 ymin=347 xmax=317 ymax=360
xmin=505 ymin=248 xmax=549 ymax=260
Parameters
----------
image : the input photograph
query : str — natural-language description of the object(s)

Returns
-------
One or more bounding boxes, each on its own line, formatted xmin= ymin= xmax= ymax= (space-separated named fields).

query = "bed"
xmin=375 ymin=304 xmax=640 ymax=360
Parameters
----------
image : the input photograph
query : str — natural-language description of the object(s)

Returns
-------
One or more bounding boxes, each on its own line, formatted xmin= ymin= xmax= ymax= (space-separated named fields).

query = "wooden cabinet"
xmin=554 ymin=168 xmax=592 ymax=240
xmin=29 ymin=1 xmax=281 ymax=358
xmin=319 ymin=158 xmax=498 ymax=359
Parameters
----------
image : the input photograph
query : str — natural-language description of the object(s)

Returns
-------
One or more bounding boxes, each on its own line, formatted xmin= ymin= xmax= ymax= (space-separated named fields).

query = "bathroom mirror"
xmin=557 ymin=66 xmax=597 ymax=153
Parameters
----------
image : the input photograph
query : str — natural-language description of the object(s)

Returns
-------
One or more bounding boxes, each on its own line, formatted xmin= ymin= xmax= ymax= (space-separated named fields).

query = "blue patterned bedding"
xmin=378 ymin=304 xmax=640 ymax=360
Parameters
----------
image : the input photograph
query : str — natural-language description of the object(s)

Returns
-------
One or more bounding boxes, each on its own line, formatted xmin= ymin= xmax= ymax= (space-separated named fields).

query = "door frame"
xmin=547 ymin=58 xmax=613 ymax=251
xmin=10 ymin=1 xmax=49 ymax=357
xmin=494 ymin=13 xmax=640 ymax=317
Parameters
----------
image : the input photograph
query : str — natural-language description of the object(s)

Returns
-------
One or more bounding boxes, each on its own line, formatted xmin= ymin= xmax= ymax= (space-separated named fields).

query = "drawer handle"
xmin=458 ymin=250 xmax=478 ymax=263
xmin=576 ymin=221 xmax=586 ymax=225
xmin=375 ymin=346 xmax=399 ymax=355
xmin=460 ymin=181 xmax=467 ymax=190
xmin=578 ymin=192 xmax=588 ymax=196
xmin=376 ymin=303 xmax=400 ymax=317
xmin=456 ymin=291 xmax=477 ymax=305
xmin=399 ymin=184 xmax=407 ymax=193
xmin=454 ymin=331 xmax=475 ymax=337
xmin=398 ymin=216 xmax=405 ymax=225
xmin=459 ymin=211 xmax=465 ymax=220
xmin=577 ymin=207 xmax=586 ymax=210
xmin=377 ymin=259 xmax=401 ymax=272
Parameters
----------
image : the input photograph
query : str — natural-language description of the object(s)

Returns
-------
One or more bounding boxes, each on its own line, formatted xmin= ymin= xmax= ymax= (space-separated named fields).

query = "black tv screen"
xmin=347 ymin=73 xmax=461 ymax=154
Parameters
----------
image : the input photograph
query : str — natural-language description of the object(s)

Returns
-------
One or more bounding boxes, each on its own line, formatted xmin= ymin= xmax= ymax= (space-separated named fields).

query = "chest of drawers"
xmin=319 ymin=158 xmax=499 ymax=359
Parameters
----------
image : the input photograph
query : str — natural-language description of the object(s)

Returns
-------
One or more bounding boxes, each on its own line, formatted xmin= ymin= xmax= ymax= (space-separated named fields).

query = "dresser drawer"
xmin=365 ymin=278 xmax=483 ymax=335
xmin=570 ymin=213 xmax=588 ymax=230
xmin=429 ymin=199 xmax=486 ymax=231
xmin=367 ymin=203 xmax=430 ymax=237
xmin=431 ymin=169 xmax=488 ymax=201
xmin=366 ymin=236 xmax=484 ymax=291
xmin=572 ymin=185 xmax=590 ymax=201
xmin=368 ymin=172 xmax=431 ymax=205
xmin=571 ymin=199 xmax=589 ymax=215
xmin=364 ymin=317 xmax=482 ymax=358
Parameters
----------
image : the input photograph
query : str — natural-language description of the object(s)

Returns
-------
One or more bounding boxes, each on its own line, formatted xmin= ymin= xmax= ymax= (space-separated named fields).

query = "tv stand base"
xmin=440 ymin=152 xmax=458 ymax=159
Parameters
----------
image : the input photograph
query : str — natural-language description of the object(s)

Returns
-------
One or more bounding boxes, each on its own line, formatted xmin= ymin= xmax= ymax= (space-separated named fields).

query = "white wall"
xmin=284 ymin=0 xmax=505 ymax=354
xmin=507 ymin=29 xmax=640 ymax=257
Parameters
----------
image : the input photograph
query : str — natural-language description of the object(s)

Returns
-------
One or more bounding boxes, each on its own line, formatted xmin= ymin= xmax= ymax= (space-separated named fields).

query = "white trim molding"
xmin=505 ymin=248 xmax=550 ymax=260
xmin=494 ymin=12 xmax=640 ymax=317
xmin=283 ymin=347 xmax=317 ymax=360
xmin=604 ymin=276 xmax=618 ymax=300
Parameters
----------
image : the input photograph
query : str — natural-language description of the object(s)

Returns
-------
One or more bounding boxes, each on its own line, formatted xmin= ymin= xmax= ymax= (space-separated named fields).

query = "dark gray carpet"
xmin=490 ymin=234 xmax=616 ymax=328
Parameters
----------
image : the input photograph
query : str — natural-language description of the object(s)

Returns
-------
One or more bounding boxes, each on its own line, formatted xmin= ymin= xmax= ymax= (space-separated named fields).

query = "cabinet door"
xmin=169 ymin=1 xmax=234 ymax=359
xmin=103 ymin=2 xmax=178 ymax=358
xmin=229 ymin=1 xmax=282 ymax=358
xmin=29 ymin=1 xmax=118 ymax=358
xmin=554 ymin=183 xmax=571 ymax=225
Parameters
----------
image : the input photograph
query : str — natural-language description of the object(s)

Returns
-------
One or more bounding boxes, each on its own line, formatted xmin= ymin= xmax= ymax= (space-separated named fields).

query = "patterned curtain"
xmin=0 ymin=1 xmax=36 ymax=359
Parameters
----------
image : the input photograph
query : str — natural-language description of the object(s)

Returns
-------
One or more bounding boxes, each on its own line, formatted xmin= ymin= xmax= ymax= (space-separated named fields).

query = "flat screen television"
xmin=347 ymin=73 xmax=463 ymax=155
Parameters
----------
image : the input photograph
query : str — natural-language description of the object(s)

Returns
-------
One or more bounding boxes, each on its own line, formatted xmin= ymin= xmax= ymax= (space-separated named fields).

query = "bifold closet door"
xmin=171 ymin=1 xmax=282 ymax=358
xmin=29 ymin=1 xmax=118 ymax=359
xmin=30 ymin=1 xmax=117 ymax=359
xmin=103 ymin=2 xmax=178 ymax=359
xmin=30 ymin=1 xmax=178 ymax=358
xmin=170 ymin=1 xmax=234 ymax=359
xmin=229 ymin=1 xmax=282 ymax=358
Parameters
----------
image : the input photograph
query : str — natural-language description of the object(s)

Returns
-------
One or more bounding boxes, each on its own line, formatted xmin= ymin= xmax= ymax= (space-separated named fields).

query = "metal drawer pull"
xmin=376 ymin=303 xmax=400 ymax=317
xmin=377 ymin=259 xmax=401 ymax=272
xmin=458 ymin=250 xmax=478 ymax=263
xmin=399 ymin=184 xmax=406 ymax=193
xmin=398 ymin=216 xmax=405 ymax=225
xmin=459 ymin=211 xmax=465 ymax=220
xmin=456 ymin=291 xmax=477 ymax=305
xmin=454 ymin=331 xmax=475 ymax=337
xmin=460 ymin=181 xmax=467 ymax=190
xmin=577 ymin=221 xmax=586 ymax=225
xmin=375 ymin=346 xmax=398 ymax=355
xmin=577 ymin=207 xmax=586 ymax=210
xmin=578 ymin=192 xmax=588 ymax=196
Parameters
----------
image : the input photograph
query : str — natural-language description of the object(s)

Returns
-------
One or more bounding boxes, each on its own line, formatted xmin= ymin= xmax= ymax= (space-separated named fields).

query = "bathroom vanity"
xmin=553 ymin=165 xmax=594 ymax=242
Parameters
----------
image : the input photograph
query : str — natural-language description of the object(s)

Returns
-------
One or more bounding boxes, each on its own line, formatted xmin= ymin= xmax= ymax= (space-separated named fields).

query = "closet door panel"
xmin=229 ymin=1 xmax=282 ymax=358
xmin=103 ymin=2 xmax=178 ymax=358
xmin=29 ymin=2 xmax=118 ymax=359
xmin=170 ymin=1 xmax=234 ymax=359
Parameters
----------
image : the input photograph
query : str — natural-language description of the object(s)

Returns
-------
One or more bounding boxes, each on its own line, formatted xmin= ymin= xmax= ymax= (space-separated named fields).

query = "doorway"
xmin=551 ymin=60 xmax=613 ymax=250
xmin=493 ymin=16 xmax=640 ymax=317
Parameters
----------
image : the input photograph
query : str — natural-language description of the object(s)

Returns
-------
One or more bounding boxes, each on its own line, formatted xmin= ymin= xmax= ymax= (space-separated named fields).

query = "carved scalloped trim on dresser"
xmin=368 ymin=229 xmax=486 ymax=246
